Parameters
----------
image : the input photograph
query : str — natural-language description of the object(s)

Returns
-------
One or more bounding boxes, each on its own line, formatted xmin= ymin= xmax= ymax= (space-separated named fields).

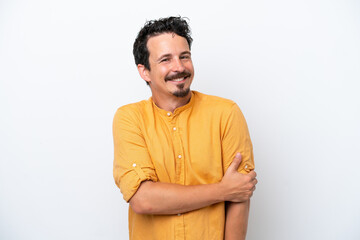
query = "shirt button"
xmin=173 ymin=127 xmax=177 ymax=131
xmin=244 ymin=165 xmax=248 ymax=169
xmin=132 ymin=163 xmax=136 ymax=167
xmin=167 ymin=112 xmax=171 ymax=116
xmin=177 ymin=213 xmax=181 ymax=216
xmin=178 ymin=155 xmax=182 ymax=159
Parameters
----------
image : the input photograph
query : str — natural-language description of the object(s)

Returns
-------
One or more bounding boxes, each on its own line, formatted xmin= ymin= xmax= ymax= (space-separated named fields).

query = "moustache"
xmin=165 ymin=71 xmax=191 ymax=81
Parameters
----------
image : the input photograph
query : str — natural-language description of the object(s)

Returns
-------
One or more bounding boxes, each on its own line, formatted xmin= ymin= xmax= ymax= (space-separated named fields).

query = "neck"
xmin=152 ymin=91 xmax=192 ymax=113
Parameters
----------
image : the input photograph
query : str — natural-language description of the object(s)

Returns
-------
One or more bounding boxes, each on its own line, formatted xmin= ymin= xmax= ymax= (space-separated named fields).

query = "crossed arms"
xmin=129 ymin=153 xmax=257 ymax=214
xmin=129 ymin=153 xmax=257 ymax=240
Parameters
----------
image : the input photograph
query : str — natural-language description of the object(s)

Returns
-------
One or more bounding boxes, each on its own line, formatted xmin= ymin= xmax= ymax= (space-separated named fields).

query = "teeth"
xmin=172 ymin=77 xmax=185 ymax=82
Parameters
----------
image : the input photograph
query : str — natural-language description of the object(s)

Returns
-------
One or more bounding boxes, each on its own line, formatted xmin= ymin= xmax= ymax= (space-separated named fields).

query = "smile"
xmin=171 ymin=77 xmax=186 ymax=82
xmin=166 ymin=75 xmax=190 ymax=84
xmin=165 ymin=71 xmax=191 ymax=83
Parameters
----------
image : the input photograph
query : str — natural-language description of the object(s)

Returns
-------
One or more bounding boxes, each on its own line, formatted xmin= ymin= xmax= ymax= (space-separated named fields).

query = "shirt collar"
xmin=151 ymin=91 xmax=196 ymax=117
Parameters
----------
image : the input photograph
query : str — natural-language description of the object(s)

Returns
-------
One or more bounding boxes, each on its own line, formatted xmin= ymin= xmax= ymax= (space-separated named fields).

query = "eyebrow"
xmin=156 ymin=54 xmax=172 ymax=62
xmin=156 ymin=51 xmax=192 ymax=62
xmin=181 ymin=51 xmax=191 ymax=56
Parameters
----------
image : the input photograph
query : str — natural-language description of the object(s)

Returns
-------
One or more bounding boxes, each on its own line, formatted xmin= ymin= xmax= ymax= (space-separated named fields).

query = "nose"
xmin=172 ymin=57 xmax=185 ymax=72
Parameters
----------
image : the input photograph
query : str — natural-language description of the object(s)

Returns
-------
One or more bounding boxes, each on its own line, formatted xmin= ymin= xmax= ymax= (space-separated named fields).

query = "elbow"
xmin=129 ymin=181 xmax=156 ymax=215
xmin=129 ymin=197 xmax=154 ymax=215
xmin=129 ymin=197 xmax=144 ymax=214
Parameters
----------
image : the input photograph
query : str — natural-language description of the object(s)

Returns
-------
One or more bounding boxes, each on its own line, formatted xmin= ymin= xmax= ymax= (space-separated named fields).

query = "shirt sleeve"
xmin=113 ymin=106 xmax=158 ymax=202
xmin=221 ymin=103 xmax=254 ymax=174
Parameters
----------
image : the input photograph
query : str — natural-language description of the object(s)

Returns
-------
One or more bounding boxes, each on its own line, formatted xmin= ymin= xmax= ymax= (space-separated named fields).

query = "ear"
xmin=137 ymin=64 xmax=151 ymax=84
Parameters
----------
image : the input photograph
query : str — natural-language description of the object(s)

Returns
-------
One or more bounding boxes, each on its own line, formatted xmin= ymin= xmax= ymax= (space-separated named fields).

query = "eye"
xmin=180 ymin=55 xmax=191 ymax=60
xmin=160 ymin=58 xmax=170 ymax=63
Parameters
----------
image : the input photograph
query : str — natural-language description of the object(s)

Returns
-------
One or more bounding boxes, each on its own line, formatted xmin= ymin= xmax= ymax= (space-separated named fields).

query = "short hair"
xmin=133 ymin=16 xmax=193 ymax=71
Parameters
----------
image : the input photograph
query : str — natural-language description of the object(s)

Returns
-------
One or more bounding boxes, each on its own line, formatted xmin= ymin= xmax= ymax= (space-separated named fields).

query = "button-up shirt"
xmin=113 ymin=91 xmax=254 ymax=240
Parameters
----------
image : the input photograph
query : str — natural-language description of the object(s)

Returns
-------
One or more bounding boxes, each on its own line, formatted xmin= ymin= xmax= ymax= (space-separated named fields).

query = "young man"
xmin=113 ymin=16 xmax=257 ymax=240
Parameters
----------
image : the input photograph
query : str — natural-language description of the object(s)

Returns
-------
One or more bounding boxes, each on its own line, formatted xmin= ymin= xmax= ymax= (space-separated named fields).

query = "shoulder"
xmin=192 ymin=91 xmax=238 ymax=112
xmin=114 ymin=99 xmax=152 ymax=122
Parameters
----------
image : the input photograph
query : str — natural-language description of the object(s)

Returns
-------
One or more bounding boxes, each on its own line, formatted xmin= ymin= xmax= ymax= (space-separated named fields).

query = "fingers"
xmin=249 ymin=174 xmax=257 ymax=184
xmin=247 ymin=173 xmax=258 ymax=196
xmin=250 ymin=185 xmax=256 ymax=198
xmin=235 ymin=152 xmax=242 ymax=160
xmin=250 ymin=178 xmax=257 ymax=196
xmin=228 ymin=153 xmax=242 ymax=172
xmin=247 ymin=170 xmax=257 ymax=180
xmin=251 ymin=175 xmax=258 ymax=189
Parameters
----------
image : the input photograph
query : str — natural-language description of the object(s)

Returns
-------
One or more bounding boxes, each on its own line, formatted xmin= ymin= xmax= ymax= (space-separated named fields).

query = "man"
xmin=113 ymin=16 xmax=257 ymax=240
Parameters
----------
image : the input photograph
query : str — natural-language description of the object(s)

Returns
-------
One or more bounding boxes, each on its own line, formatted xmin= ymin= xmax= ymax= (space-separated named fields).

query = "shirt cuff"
xmin=119 ymin=163 xmax=158 ymax=202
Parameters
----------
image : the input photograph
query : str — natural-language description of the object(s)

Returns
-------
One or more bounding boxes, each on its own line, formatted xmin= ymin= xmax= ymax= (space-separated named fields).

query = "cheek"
xmin=185 ymin=62 xmax=194 ymax=72
xmin=159 ymin=67 xmax=171 ymax=77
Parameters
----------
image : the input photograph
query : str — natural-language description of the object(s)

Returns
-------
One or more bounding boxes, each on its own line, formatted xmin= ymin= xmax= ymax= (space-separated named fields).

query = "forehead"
xmin=147 ymin=33 xmax=190 ymax=58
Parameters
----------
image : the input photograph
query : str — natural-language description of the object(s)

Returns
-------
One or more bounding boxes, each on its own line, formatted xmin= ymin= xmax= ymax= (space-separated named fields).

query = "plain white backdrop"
xmin=1 ymin=0 xmax=359 ymax=239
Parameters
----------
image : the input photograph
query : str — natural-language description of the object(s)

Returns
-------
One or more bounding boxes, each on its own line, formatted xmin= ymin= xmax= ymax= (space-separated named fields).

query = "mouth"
xmin=168 ymin=77 xmax=187 ymax=83
xmin=165 ymin=72 xmax=191 ymax=84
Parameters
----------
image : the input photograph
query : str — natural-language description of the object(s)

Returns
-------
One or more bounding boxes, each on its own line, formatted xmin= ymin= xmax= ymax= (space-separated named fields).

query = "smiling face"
xmin=138 ymin=33 xmax=194 ymax=103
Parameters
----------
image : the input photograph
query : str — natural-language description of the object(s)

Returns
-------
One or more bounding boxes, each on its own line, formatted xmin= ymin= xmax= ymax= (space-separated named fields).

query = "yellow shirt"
xmin=113 ymin=91 xmax=254 ymax=240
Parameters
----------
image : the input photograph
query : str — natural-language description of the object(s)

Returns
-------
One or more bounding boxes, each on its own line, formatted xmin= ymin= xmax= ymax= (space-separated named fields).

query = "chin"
xmin=172 ymin=87 xmax=190 ymax=98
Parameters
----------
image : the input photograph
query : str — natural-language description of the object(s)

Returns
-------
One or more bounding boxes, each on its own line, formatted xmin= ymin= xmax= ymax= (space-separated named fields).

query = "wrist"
xmin=214 ymin=182 xmax=227 ymax=202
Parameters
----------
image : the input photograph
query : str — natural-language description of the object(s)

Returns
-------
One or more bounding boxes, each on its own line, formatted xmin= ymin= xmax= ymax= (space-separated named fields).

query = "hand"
xmin=220 ymin=153 xmax=257 ymax=202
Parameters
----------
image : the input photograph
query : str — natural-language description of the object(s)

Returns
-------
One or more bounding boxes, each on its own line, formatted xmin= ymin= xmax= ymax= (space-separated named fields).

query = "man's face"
xmin=143 ymin=33 xmax=194 ymax=99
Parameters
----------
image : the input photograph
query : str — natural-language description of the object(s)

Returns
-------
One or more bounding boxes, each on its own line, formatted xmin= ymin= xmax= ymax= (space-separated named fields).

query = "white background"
xmin=1 ymin=0 xmax=359 ymax=239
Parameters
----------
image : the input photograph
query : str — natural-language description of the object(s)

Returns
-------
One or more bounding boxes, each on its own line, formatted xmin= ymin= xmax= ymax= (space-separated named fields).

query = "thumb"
xmin=228 ymin=153 xmax=242 ymax=172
